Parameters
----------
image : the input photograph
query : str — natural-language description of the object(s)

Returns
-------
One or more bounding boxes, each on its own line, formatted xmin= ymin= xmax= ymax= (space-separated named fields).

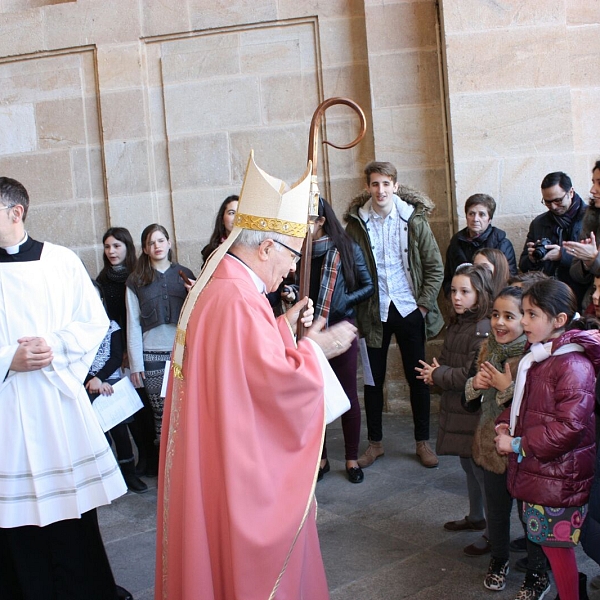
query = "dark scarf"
xmin=550 ymin=193 xmax=583 ymax=243
xmin=105 ymin=264 xmax=129 ymax=283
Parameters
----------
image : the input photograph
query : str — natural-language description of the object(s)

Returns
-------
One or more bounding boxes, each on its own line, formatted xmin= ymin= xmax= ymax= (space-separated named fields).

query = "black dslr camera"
xmin=531 ymin=238 xmax=552 ymax=261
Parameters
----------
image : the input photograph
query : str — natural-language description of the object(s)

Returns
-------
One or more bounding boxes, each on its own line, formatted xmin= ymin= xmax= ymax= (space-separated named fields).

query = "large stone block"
xmin=160 ymin=34 xmax=241 ymax=84
xmin=188 ymin=0 xmax=277 ymax=31
xmin=0 ymin=149 xmax=72 ymax=203
xmin=171 ymin=188 xmax=216 ymax=244
xmin=452 ymin=159 xmax=501 ymax=210
xmin=369 ymin=50 xmax=440 ymax=109
xmin=29 ymin=200 xmax=98 ymax=247
xmin=568 ymin=25 xmax=600 ymax=89
xmin=449 ymin=88 xmax=573 ymax=162
xmin=162 ymin=77 xmax=261 ymax=136
xmin=277 ymin=0 xmax=364 ymax=20
xmin=104 ymin=140 xmax=151 ymax=197
xmin=0 ymin=53 xmax=82 ymax=104
xmin=240 ymin=37 xmax=302 ymax=75
xmin=319 ymin=16 xmax=368 ymax=67
xmin=229 ymin=124 xmax=307 ymax=187
xmin=567 ymin=0 xmax=600 ymax=26
xmin=322 ymin=64 xmax=372 ymax=112
xmin=140 ymin=0 xmax=190 ymax=38
xmin=440 ymin=0 xmax=565 ymax=33
xmin=100 ymin=88 xmax=147 ymax=141
xmin=43 ymin=0 xmax=141 ymax=49
xmin=0 ymin=104 xmax=36 ymax=155
xmin=571 ymin=89 xmax=600 ymax=154
xmin=445 ymin=25 xmax=568 ymax=94
xmin=96 ymin=43 xmax=143 ymax=91
xmin=499 ymin=153 xmax=577 ymax=215
xmin=35 ymin=96 xmax=88 ymax=148
xmin=260 ymin=73 xmax=305 ymax=124
xmin=0 ymin=9 xmax=44 ymax=57
xmin=107 ymin=193 xmax=161 ymax=237
xmin=71 ymin=145 xmax=105 ymax=200
xmin=372 ymin=105 xmax=445 ymax=169
xmin=167 ymin=133 xmax=230 ymax=190
xmin=365 ymin=1 xmax=437 ymax=53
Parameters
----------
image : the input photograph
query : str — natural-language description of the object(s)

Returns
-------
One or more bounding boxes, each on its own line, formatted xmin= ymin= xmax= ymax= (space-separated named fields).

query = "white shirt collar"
xmin=4 ymin=231 xmax=28 ymax=255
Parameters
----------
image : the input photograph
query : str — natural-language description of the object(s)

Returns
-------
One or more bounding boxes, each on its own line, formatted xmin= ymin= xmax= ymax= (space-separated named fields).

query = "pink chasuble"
xmin=156 ymin=256 xmax=329 ymax=600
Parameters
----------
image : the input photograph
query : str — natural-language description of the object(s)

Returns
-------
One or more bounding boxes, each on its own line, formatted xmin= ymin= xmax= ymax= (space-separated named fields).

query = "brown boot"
xmin=357 ymin=441 xmax=384 ymax=468
xmin=416 ymin=440 xmax=438 ymax=468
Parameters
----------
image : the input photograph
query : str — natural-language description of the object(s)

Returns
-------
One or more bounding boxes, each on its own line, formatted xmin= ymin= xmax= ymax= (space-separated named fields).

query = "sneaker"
xmin=484 ymin=557 xmax=510 ymax=591
xmin=415 ymin=440 xmax=439 ymax=468
xmin=514 ymin=571 xmax=551 ymax=600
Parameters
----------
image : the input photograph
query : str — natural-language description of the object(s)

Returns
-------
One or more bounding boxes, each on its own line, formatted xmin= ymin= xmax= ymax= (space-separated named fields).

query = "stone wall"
xmin=440 ymin=0 xmax=600 ymax=247
xmin=0 ymin=0 xmax=386 ymax=276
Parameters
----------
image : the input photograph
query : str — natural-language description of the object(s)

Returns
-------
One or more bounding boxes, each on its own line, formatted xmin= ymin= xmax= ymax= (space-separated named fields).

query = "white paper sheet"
xmin=305 ymin=338 xmax=351 ymax=424
xmin=358 ymin=337 xmax=374 ymax=386
xmin=160 ymin=360 xmax=170 ymax=397
xmin=92 ymin=377 xmax=143 ymax=432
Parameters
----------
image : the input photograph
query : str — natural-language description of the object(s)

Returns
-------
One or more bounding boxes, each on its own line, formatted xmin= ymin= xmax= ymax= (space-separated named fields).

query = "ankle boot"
xmin=120 ymin=459 xmax=148 ymax=494
xmin=357 ymin=441 xmax=384 ymax=468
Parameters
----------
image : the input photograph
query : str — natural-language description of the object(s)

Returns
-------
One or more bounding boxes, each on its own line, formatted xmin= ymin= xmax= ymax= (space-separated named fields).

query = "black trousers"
xmin=364 ymin=304 xmax=431 ymax=442
xmin=0 ymin=509 xmax=118 ymax=600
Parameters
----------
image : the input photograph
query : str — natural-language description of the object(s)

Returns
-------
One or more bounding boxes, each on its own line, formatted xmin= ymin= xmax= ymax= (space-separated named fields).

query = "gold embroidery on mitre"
xmin=234 ymin=213 xmax=307 ymax=238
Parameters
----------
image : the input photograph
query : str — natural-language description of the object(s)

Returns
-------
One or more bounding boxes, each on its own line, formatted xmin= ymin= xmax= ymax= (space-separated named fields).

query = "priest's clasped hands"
xmin=10 ymin=336 xmax=53 ymax=372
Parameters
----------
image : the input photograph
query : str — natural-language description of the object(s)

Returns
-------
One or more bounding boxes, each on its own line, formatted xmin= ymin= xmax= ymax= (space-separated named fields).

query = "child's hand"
xmin=480 ymin=362 xmax=512 ymax=391
xmin=494 ymin=430 xmax=514 ymax=455
xmin=415 ymin=357 xmax=439 ymax=385
xmin=472 ymin=369 xmax=491 ymax=390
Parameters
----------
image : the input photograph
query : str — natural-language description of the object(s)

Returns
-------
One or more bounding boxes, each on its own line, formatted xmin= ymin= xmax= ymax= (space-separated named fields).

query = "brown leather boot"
xmin=357 ymin=441 xmax=384 ymax=468
xmin=416 ymin=440 xmax=439 ymax=468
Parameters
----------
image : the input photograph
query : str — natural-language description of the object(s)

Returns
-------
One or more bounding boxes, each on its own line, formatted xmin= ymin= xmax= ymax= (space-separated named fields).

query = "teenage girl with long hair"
xmin=310 ymin=199 xmax=374 ymax=483
xmin=201 ymin=195 xmax=239 ymax=265
xmin=126 ymin=224 xmax=194 ymax=445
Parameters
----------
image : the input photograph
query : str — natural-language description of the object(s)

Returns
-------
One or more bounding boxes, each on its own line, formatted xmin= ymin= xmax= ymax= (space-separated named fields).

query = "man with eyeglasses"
xmin=157 ymin=152 xmax=356 ymax=600
xmin=519 ymin=171 xmax=587 ymax=307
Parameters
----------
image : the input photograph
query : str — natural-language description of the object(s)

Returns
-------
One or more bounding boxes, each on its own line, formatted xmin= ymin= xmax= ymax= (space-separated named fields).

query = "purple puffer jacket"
xmin=497 ymin=329 xmax=600 ymax=507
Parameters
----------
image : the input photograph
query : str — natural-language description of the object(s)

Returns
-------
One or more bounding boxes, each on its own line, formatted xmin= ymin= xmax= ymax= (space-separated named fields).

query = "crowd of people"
xmin=2 ymin=157 xmax=600 ymax=600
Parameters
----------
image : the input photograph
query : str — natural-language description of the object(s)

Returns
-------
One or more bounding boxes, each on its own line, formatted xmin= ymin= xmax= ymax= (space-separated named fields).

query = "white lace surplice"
xmin=0 ymin=243 xmax=126 ymax=527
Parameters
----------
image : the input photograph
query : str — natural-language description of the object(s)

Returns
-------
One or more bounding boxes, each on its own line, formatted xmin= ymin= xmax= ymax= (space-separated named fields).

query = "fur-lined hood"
xmin=343 ymin=185 xmax=436 ymax=223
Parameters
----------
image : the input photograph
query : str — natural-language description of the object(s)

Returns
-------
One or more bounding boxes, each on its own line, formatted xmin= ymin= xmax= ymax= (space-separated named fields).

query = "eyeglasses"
xmin=272 ymin=240 xmax=302 ymax=264
xmin=0 ymin=204 xmax=14 ymax=211
xmin=541 ymin=190 xmax=569 ymax=206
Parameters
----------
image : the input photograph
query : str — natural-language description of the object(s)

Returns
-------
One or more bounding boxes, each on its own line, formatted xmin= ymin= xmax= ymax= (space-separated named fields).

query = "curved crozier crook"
xmin=297 ymin=98 xmax=367 ymax=340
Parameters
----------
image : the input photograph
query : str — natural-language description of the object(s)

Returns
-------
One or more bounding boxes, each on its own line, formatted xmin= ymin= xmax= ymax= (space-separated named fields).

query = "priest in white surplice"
xmin=0 ymin=178 xmax=127 ymax=600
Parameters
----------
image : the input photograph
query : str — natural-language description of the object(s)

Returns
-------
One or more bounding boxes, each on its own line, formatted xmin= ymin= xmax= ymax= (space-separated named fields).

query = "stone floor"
xmin=100 ymin=411 xmax=600 ymax=599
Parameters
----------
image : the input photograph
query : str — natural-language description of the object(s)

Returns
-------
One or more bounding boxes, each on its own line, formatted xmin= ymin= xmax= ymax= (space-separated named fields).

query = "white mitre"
xmin=172 ymin=151 xmax=311 ymax=378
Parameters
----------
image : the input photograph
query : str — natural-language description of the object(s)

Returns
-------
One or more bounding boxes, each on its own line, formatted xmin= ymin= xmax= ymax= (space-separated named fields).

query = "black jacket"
xmin=309 ymin=241 xmax=374 ymax=326
xmin=518 ymin=194 xmax=587 ymax=305
xmin=443 ymin=225 xmax=517 ymax=296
